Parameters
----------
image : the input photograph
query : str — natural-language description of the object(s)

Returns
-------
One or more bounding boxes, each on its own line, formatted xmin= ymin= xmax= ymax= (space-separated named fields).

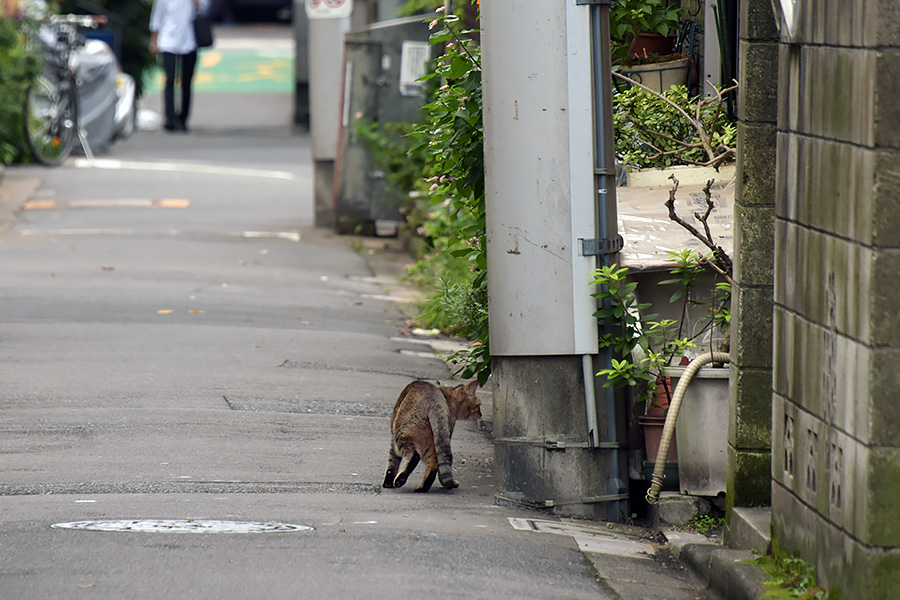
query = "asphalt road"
xmin=0 ymin=25 xmax=615 ymax=600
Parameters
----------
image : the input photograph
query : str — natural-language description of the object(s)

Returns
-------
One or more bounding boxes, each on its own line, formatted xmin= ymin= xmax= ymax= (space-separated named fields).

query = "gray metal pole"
xmin=584 ymin=0 xmax=627 ymax=523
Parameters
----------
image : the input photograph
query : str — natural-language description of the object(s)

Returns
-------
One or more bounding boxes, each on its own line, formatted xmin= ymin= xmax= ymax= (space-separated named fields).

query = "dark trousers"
xmin=161 ymin=51 xmax=198 ymax=127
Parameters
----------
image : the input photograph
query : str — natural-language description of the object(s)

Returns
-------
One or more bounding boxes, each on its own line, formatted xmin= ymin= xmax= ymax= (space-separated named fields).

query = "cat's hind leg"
xmin=437 ymin=462 xmax=459 ymax=490
xmin=414 ymin=447 xmax=438 ymax=493
xmin=383 ymin=445 xmax=401 ymax=488
xmin=392 ymin=450 xmax=420 ymax=489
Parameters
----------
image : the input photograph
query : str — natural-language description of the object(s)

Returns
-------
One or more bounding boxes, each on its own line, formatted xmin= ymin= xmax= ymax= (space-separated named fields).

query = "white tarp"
xmin=616 ymin=176 xmax=734 ymax=270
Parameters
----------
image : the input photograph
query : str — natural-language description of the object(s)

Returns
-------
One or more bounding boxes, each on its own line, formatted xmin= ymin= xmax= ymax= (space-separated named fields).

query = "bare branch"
xmin=665 ymin=175 xmax=734 ymax=284
xmin=698 ymin=179 xmax=715 ymax=244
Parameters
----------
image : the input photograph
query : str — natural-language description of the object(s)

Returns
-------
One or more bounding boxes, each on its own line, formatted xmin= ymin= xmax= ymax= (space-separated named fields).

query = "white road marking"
xmin=240 ymin=231 xmax=301 ymax=242
xmin=17 ymin=229 xmax=301 ymax=241
xmin=74 ymin=158 xmax=295 ymax=180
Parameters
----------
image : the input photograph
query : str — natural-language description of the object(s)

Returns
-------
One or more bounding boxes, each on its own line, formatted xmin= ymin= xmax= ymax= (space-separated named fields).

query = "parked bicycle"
xmin=23 ymin=14 xmax=106 ymax=166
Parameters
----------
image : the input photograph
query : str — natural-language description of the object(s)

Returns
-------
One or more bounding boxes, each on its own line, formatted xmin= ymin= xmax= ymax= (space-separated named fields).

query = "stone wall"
xmin=771 ymin=1 xmax=900 ymax=597
xmin=727 ymin=0 xmax=778 ymax=513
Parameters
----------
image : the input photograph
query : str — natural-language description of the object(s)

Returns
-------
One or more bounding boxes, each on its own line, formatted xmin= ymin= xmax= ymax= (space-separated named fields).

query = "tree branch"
xmin=665 ymin=175 xmax=734 ymax=285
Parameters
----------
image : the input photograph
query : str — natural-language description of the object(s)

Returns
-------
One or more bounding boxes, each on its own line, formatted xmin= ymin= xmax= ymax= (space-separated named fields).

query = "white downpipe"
xmin=583 ymin=354 xmax=598 ymax=447
xmin=646 ymin=351 xmax=730 ymax=504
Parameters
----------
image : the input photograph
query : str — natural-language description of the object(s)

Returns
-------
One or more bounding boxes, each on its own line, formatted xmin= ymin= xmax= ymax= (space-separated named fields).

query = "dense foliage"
xmin=590 ymin=250 xmax=730 ymax=411
xmin=411 ymin=5 xmax=488 ymax=384
xmin=0 ymin=16 xmax=39 ymax=164
xmin=353 ymin=3 xmax=487 ymax=384
xmin=613 ymin=83 xmax=737 ymax=169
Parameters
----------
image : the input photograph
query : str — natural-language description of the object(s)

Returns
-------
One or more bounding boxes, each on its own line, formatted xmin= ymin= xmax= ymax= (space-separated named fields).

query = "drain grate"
xmin=50 ymin=519 xmax=313 ymax=534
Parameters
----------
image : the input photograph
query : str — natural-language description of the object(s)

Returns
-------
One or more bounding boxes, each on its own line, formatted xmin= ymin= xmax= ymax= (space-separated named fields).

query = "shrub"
xmin=613 ymin=82 xmax=737 ymax=170
xmin=0 ymin=16 xmax=40 ymax=164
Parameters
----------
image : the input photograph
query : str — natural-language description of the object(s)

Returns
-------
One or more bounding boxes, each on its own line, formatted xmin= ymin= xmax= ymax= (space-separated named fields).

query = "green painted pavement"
xmin=144 ymin=47 xmax=293 ymax=94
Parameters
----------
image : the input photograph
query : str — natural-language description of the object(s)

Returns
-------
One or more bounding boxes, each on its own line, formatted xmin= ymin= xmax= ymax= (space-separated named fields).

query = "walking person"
xmin=149 ymin=0 xmax=208 ymax=132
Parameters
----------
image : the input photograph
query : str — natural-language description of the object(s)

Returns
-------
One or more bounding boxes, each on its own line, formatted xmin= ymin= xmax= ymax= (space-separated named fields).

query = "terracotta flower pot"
xmin=631 ymin=33 xmax=676 ymax=58
xmin=638 ymin=414 xmax=677 ymax=463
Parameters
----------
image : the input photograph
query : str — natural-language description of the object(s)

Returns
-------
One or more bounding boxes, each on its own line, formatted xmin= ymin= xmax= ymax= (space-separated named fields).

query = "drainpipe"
xmin=580 ymin=0 xmax=626 ymax=522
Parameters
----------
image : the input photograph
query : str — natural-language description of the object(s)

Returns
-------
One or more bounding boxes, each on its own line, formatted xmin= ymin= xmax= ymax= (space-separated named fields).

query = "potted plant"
xmin=589 ymin=260 xmax=696 ymax=489
xmin=610 ymin=0 xmax=688 ymax=92
xmin=591 ymin=176 xmax=733 ymax=495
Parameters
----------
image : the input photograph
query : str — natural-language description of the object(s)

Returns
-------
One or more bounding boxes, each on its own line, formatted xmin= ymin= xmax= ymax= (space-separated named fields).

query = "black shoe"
xmin=163 ymin=120 xmax=177 ymax=132
xmin=177 ymin=120 xmax=189 ymax=133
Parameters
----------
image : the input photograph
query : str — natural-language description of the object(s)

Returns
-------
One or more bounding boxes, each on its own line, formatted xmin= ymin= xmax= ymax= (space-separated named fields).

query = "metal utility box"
xmin=334 ymin=16 xmax=431 ymax=232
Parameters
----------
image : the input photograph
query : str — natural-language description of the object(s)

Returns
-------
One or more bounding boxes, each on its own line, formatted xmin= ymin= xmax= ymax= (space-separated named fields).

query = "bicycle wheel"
xmin=24 ymin=72 xmax=78 ymax=166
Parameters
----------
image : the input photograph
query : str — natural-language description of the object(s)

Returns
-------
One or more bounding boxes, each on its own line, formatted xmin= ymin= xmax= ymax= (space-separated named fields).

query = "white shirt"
xmin=150 ymin=0 xmax=210 ymax=55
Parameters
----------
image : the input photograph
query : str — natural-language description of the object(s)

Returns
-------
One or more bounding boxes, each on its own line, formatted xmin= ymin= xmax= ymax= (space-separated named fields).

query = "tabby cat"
xmin=383 ymin=380 xmax=481 ymax=493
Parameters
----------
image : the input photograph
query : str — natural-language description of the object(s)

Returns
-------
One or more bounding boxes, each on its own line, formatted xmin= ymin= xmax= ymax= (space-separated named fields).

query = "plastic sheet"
xmin=71 ymin=39 xmax=117 ymax=154
xmin=616 ymin=176 xmax=734 ymax=271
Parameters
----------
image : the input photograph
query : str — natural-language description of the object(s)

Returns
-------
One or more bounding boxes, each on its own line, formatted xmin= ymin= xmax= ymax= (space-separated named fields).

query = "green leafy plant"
xmin=0 ymin=15 xmax=40 ymax=164
xmin=682 ymin=514 xmax=724 ymax=535
xmin=610 ymin=0 xmax=685 ymax=64
xmin=613 ymin=80 xmax=738 ymax=170
xmin=590 ymin=248 xmax=730 ymax=411
xmin=409 ymin=3 xmax=489 ymax=385
xmin=590 ymin=263 xmax=696 ymax=410
xmin=752 ymin=537 xmax=842 ymax=600
xmin=660 ymin=248 xmax=730 ymax=344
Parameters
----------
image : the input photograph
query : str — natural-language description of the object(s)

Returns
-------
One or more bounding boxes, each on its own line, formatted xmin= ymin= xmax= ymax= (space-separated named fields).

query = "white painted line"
xmin=399 ymin=350 xmax=439 ymax=360
xmin=240 ymin=231 xmax=301 ymax=242
xmin=69 ymin=199 xmax=154 ymax=208
xmin=360 ymin=293 xmax=408 ymax=302
xmin=75 ymin=158 xmax=295 ymax=180
xmin=18 ymin=229 xmax=301 ymax=242
xmin=18 ymin=228 xmax=143 ymax=237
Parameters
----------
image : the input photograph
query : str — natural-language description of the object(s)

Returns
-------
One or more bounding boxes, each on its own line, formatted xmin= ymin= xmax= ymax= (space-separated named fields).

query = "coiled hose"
xmin=646 ymin=351 xmax=730 ymax=504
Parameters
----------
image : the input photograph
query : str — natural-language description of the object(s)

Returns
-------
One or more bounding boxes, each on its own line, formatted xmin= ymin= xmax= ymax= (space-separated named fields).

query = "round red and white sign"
xmin=306 ymin=0 xmax=352 ymax=19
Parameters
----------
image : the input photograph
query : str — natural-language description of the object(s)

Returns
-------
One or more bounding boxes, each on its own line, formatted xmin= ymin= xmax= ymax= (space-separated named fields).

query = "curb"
xmin=667 ymin=533 xmax=767 ymax=600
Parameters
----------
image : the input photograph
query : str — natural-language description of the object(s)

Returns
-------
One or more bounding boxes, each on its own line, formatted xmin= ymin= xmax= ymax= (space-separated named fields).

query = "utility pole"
xmin=481 ymin=0 xmax=626 ymax=520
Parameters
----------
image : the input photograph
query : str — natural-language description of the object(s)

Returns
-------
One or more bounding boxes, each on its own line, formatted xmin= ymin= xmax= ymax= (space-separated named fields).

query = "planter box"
xmin=618 ymin=57 xmax=689 ymax=93
xmin=663 ymin=365 xmax=729 ymax=497
xmin=643 ymin=461 xmax=679 ymax=492
xmin=626 ymin=164 xmax=736 ymax=188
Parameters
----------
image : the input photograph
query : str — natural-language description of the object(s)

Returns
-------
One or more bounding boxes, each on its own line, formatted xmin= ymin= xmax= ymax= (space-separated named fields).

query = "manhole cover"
xmin=50 ymin=519 xmax=313 ymax=534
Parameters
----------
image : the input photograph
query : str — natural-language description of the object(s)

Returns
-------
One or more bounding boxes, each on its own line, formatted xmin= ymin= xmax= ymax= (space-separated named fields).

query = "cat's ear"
xmin=465 ymin=380 xmax=478 ymax=395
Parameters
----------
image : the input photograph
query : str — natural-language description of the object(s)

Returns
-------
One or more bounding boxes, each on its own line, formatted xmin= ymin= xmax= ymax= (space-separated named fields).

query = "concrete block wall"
xmin=771 ymin=0 xmax=900 ymax=597
xmin=727 ymin=0 xmax=778 ymax=515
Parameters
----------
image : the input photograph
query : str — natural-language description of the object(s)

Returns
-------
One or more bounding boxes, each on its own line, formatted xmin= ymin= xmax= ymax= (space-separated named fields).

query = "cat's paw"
xmin=438 ymin=465 xmax=458 ymax=489
xmin=382 ymin=468 xmax=396 ymax=488
xmin=414 ymin=482 xmax=433 ymax=493
xmin=393 ymin=473 xmax=408 ymax=488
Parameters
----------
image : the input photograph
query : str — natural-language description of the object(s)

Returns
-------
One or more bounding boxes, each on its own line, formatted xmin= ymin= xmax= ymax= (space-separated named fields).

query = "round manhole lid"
xmin=50 ymin=519 xmax=313 ymax=534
